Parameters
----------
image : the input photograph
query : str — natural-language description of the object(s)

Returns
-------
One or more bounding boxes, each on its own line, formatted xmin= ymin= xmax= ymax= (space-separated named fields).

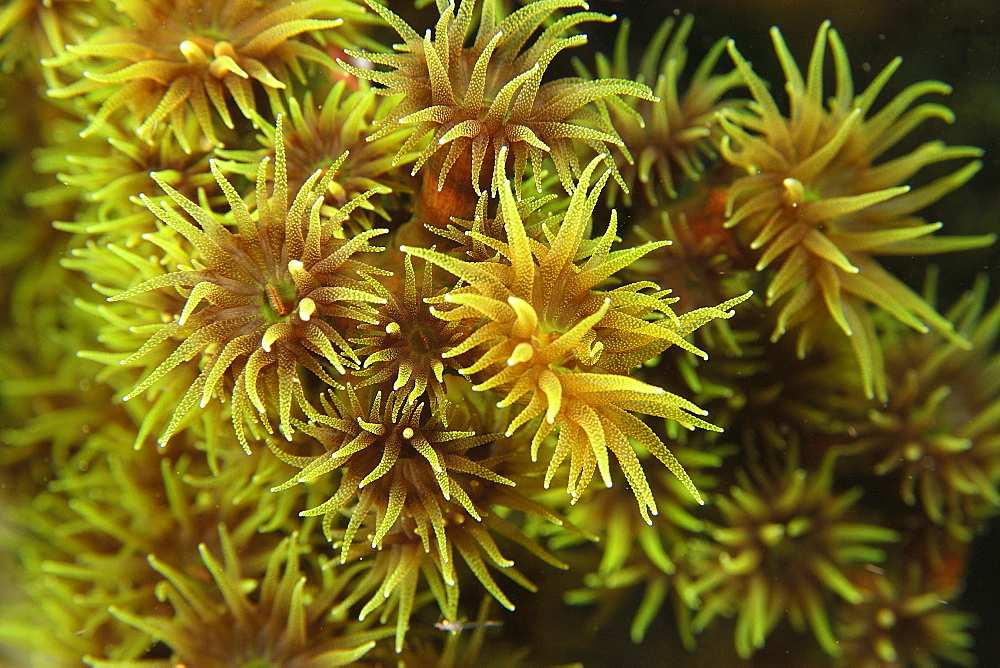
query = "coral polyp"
xmin=587 ymin=15 xmax=745 ymax=206
xmin=214 ymin=77 xmax=417 ymax=227
xmin=864 ymin=278 xmax=1000 ymax=533
xmin=685 ymin=454 xmax=898 ymax=658
xmin=41 ymin=113 xmax=219 ymax=235
xmin=45 ymin=0 xmax=360 ymax=146
xmin=340 ymin=0 xmax=656 ymax=194
xmin=110 ymin=118 xmax=388 ymax=450
xmin=2 ymin=2 xmax=997 ymax=665
xmin=272 ymin=382 xmax=563 ymax=652
xmin=719 ymin=20 xmax=994 ymax=399
xmin=406 ymin=151 xmax=751 ymax=520
xmin=271 ymin=385 xmax=508 ymax=551
xmin=835 ymin=569 xmax=975 ymax=668
xmin=0 ymin=0 xmax=101 ymax=69
xmin=351 ymin=254 xmax=465 ymax=412
xmin=95 ymin=530 xmax=388 ymax=667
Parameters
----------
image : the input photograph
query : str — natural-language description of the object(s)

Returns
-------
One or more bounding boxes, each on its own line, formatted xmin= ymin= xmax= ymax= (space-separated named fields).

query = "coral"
xmin=339 ymin=0 xmax=656 ymax=195
xmin=835 ymin=567 xmax=975 ymax=668
xmin=109 ymin=118 xmax=387 ymax=450
xmin=214 ymin=77 xmax=418 ymax=229
xmin=563 ymin=448 xmax=723 ymax=645
xmin=270 ymin=382 xmax=565 ymax=651
xmin=405 ymin=150 xmax=751 ymax=521
xmin=863 ymin=277 xmax=1000 ymax=535
xmin=684 ymin=453 xmax=898 ymax=658
xmin=2 ymin=2 xmax=997 ymax=666
xmin=271 ymin=384 xmax=509 ymax=553
xmin=60 ymin=229 xmax=208 ymax=451
xmin=0 ymin=0 xmax=105 ymax=70
xmin=44 ymin=0 xmax=362 ymax=147
xmin=0 ymin=432 xmax=305 ymax=663
xmin=585 ymin=14 xmax=745 ymax=206
xmin=87 ymin=530 xmax=388 ymax=667
xmin=661 ymin=299 xmax=867 ymax=454
xmin=38 ymin=112 xmax=220 ymax=235
xmin=719 ymin=21 xmax=995 ymax=399
xmin=350 ymin=254 xmax=465 ymax=411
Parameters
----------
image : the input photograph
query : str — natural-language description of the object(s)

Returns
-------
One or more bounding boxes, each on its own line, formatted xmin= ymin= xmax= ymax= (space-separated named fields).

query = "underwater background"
xmin=2 ymin=0 xmax=999 ymax=666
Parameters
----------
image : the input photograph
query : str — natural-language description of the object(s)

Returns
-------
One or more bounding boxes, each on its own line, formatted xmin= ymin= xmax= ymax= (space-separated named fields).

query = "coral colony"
xmin=1 ymin=0 xmax=997 ymax=665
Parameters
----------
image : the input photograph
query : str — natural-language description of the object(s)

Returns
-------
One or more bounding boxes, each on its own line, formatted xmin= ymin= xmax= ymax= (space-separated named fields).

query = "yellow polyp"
xmin=507 ymin=342 xmax=534 ymax=366
xmin=759 ymin=523 xmax=785 ymax=546
xmin=386 ymin=321 xmax=401 ymax=335
xmin=876 ymin=637 xmax=898 ymax=663
xmin=209 ymin=53 xmax=248 ymax=80
xmin=876 ymin=607 xmax=897 ymax=630
xmin=508 ymin=296 xmax=538 ymax=339
xmin=179 ymin=40 xmax=208 ymax=66
xmin=261 ymin=325 xmax=281 ymax=353
xmin=903 ymin=442 xmax=923 ymax=461
xmin=212 ymin=40 xmax=238 ymax=60
xmin=782 ymin=178 xmax=805 ymax=208
xmin=298 ymin=298 xmax=316 ymax=321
